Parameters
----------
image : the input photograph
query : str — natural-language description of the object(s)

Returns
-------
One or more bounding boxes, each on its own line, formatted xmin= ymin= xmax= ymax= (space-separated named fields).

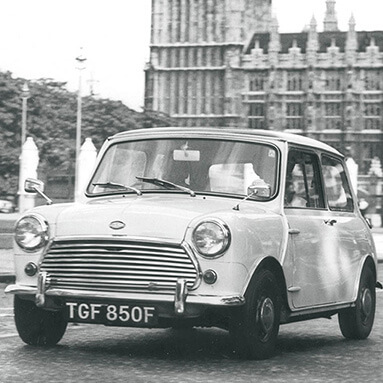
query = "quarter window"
xmin=285 ymin=150 xmax=324 ymax=209
xmin=321 ymin=156 xmax=354 ymax=211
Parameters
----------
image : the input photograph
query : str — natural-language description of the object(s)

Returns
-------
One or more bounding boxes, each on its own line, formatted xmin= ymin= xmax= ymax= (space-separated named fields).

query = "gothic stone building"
xmin=144 ymin=0 xmax=383 ymax=174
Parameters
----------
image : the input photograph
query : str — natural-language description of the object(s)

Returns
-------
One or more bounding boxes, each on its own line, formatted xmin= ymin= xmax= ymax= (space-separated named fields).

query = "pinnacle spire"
xmin=310 ymin=15 xmax=317 ymax=29
xmin=349 ymin=13 xmax=356 ymax=31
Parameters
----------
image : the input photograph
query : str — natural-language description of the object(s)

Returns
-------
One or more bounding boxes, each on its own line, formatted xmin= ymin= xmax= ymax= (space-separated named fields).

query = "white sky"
xmin=0 ymin=0 xmax=382 ymax=111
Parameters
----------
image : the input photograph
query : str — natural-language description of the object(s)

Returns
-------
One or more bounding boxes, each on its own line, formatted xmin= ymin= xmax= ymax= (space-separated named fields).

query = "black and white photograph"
xmin=1 ymin=0 xmax=383 ymax=382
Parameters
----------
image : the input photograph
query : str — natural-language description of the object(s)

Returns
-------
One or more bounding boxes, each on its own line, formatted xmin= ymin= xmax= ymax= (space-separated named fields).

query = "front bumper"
xmin=5 ymin=276 xmax=245 ymax=316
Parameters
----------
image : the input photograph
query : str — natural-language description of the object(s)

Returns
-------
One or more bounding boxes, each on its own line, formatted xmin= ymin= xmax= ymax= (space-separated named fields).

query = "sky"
xmin=1 ymin=0 xmax=383 ymax=111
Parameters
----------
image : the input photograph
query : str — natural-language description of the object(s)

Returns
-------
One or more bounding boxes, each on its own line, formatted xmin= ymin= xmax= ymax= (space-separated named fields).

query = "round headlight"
xmin=192 ymin=220 xmax=230 ymax=257
xmin=15 ymin=215 xmax=49 ymax=251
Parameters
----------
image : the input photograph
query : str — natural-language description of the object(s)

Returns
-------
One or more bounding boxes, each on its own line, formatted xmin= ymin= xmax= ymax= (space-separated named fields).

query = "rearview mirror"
xmin=173 ymin=149 xmax=200 ymax=162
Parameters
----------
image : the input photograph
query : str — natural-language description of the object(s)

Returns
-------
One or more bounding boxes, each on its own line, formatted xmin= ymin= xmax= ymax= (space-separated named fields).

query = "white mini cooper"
xmin=6 ymin=128 xmax=381 ymax=359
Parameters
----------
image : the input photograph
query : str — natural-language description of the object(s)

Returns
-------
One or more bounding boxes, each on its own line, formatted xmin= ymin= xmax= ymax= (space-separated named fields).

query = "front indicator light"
xmin=24 ymin=262 xmax=38 ymax=276
xmin=203 ymin=269 xmax=217 ymax=284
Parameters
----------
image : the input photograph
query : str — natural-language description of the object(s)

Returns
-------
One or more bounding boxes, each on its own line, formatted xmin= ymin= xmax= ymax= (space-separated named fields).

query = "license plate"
xmin=66 ymin=302 xmax=157 ymax=327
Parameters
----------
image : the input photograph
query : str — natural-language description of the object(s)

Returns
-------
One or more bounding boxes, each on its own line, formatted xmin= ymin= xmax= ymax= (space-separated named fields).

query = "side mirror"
xmin=24 ymin=178 xmax=52 ymax=205
xmin=25 ymin=178 xmax=45 ymax=194
xmin=233 ymin=179 xmax=271 ymax=211
xmin=247 ymin=179 xmax=271 ymax=198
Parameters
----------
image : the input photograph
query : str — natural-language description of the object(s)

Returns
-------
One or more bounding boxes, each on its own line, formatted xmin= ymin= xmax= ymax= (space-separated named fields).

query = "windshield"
xmin=87 ymin=138 xmax=279 ymax=199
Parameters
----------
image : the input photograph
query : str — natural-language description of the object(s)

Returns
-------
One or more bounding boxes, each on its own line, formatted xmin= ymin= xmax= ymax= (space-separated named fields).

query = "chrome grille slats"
xmin=45 ymin=269 xmax=197 ymax=278
xmin=42 ymin=260 xmax=195 ymax=270
xmin=40 ymin=239 xmax=199 ymax=293
xmin=48 ymin=242 xmax=187 ymax=254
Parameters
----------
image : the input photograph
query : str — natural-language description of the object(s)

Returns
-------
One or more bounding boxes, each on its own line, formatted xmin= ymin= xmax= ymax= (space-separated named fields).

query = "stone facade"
xmin=144 ymin=0 xmax=383 ymax=174
xmin=145 ymin=0 xmax=272 ymax=127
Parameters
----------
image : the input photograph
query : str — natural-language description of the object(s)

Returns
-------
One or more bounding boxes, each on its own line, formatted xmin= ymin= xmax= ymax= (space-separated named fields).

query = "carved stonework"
xmin=145 ymin=1 xmax=383 ymax=175
xmin=288 ymin=40 xmax=302 ymax=67
xmin=366 ymin=38 xmax=380 ymax=65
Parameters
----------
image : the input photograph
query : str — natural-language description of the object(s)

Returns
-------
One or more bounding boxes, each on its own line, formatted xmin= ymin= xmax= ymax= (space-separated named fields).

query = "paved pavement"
xmin=1 ymin=213 xmax=383 ymax=283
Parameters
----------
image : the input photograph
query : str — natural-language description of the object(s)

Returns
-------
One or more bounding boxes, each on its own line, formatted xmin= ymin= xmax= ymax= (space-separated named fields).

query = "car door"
xmin=284 ymin=148 xmax=344 ymax=308
xmin=319 ymin=154 xmax=370 ymax=303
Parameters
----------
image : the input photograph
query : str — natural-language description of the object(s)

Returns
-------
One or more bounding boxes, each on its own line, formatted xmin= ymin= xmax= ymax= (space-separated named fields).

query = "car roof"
xmin=111 ymin=127 xmax=342 ymax=157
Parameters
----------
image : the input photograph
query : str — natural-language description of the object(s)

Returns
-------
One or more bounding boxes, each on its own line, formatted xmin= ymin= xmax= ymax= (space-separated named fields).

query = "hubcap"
xmin=259 ymin=297 xmax=275 ymax=334
xmin=361 ymin=288 xmax=372 ymax=319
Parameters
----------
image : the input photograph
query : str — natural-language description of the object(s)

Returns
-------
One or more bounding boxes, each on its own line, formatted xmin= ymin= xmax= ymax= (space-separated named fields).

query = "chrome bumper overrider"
xmin=5 ymin=274 xmax=245 ymax=314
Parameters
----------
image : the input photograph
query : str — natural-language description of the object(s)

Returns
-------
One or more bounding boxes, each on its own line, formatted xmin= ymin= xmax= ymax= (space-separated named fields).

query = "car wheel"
xmin=230 ymin=269 xmax=281 ymax=360
xmin=14 ymin=295 xmax=68 ymax=346
xmin=338 ymin=266 xmax=376 ymax=339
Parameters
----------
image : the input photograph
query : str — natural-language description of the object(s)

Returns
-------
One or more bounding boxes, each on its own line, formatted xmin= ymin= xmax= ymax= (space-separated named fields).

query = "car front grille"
xmin=40 ymin=239 xmax=199 ymax=294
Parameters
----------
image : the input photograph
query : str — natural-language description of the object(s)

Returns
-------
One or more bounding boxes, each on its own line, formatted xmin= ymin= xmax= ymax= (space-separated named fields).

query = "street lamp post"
xmin=21 ymin=82 xmax=30 ymax=148
xmin=75 ymin=49 xmax=87 ymax=201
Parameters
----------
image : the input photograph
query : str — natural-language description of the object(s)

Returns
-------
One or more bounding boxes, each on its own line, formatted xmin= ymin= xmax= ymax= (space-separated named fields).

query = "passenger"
xmin=285 ymin=179 xmax=307 ymax=207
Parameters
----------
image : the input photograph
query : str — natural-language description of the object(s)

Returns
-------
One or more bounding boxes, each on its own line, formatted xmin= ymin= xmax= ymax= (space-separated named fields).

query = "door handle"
xmin=324 ymin=219 xmax=337 ymax=226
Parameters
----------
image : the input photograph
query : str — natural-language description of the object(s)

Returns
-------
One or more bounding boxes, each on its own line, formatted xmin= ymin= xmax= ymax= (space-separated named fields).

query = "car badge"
xmin=109 ymin=221 xmax=126 ymax=230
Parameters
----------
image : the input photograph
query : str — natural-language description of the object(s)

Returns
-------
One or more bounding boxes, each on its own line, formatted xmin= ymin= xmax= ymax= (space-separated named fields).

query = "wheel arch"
xmin=359 ymin=255 xmax=377 ymax=282
xmin=352 ymin=254 xmax=378 ymax=301
xmin=246 ymin=257 xmax=288 ymax=308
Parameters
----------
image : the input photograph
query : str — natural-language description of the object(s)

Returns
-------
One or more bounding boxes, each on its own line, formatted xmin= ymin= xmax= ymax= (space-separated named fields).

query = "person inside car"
xmin=284 ymin=179 xmax=307 ymax=207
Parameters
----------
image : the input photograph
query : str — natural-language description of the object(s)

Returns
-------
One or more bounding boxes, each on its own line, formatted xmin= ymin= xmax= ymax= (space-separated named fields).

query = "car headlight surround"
xmin=15 ymin=214 xmax=49 ymax=252
xmin=192 ymin=219 xmax=231 ymax=258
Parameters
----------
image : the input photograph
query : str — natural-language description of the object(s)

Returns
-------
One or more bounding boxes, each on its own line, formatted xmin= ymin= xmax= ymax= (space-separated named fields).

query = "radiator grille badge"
xmin=109 ymin=221 xmax=125 ymax=230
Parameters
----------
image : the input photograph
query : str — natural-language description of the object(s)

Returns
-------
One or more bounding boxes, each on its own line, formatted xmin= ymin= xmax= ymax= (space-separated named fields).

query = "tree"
xmin=0 ymin=72 xmax=159 ymax=197
xmin=0 ymin=72 xmax=24 ymax=196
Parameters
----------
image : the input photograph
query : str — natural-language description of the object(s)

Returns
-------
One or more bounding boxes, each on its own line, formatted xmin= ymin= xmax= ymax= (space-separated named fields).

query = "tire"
xmin=338 ymin=266 xmax=376 ymax=339
xmin=171 ymin=323 xmax=194 ymax=331
xmin=230 ymin=269 xmax=281 ymax=360
xmin=14 ymin=295 xmax=68 ymax=346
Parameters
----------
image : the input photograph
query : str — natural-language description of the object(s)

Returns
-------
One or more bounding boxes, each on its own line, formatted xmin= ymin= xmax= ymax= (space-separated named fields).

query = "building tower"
xmin=145 ymin=0 xmax=272 ymax=127
xmin=144 ymin=0 xmax=382 ymax=178
xmin=323 ymin=0 xmax=339 ymax=32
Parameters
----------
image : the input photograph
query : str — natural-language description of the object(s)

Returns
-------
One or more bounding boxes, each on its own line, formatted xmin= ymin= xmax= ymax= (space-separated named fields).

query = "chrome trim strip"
xmin=47 ymin=235 xmax=183 ymax=246
xmin=5 ymin=284 xmax=36 ymax=294
xmin=48 ymin=242 xmax=186 ymax=253
xmin=221 ymin=296 xmax=245 ymax=305
xmin=5 ymin=284 xmax=245 ymax=307
xmin=287 ymin=302 xmax=355 ymax=318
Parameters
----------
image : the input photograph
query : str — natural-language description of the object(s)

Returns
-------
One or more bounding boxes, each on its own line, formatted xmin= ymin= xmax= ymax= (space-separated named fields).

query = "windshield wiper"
xmin=92 ymin=181 xmax=142 ymax=196
xmin=136 ymin=176 xmax=195 ymax=197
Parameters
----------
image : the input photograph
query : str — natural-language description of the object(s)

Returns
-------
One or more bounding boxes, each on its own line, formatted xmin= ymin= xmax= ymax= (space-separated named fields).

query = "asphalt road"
xmin=1 ymin=264 xmax=383 ymax=383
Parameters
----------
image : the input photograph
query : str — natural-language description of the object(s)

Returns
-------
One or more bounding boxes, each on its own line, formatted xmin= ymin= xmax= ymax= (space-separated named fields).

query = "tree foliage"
xmin=0 ymin=72 xmax=149 ymax=196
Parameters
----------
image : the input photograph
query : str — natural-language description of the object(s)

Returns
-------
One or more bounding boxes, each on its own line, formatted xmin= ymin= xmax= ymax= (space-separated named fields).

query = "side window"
xmin=285 ymin=150 xmax=325 ymax=209
xmin=321 ymin=155 xmax=354 ymax=212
